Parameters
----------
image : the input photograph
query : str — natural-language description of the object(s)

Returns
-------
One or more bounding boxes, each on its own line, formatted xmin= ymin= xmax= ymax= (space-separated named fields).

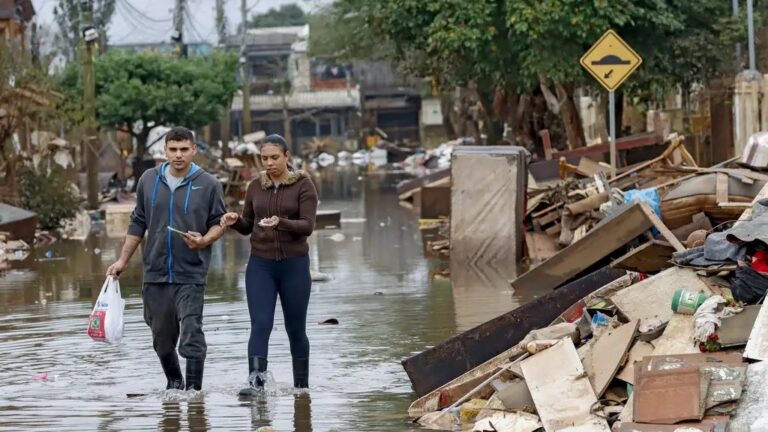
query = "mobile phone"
xmin=167 ymin=226 xmax=188 ymax=236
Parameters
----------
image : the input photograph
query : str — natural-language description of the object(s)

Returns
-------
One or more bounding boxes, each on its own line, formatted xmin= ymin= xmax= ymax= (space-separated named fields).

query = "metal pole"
xmin=82 ymin=0 xmax=98 ymax=210
xmin=748 ymin=0 xmax=756 ymax=73
xmin=609 ymin=90 xmax=616 ymax=178
xmin=240 ymin=0 xmax=252 ymax=136
xmin=734 ymin=0 xmax=741 ymax=69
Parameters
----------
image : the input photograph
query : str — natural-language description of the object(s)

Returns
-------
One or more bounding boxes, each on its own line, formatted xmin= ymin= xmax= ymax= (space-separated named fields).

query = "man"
xmin=107 ymin=126 xmax=226 ymax=391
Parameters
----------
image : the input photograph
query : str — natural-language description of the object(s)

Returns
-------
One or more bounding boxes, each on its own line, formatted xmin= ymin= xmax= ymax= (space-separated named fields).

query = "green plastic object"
xmin=671 ymin=288 xmax=710 ymax=315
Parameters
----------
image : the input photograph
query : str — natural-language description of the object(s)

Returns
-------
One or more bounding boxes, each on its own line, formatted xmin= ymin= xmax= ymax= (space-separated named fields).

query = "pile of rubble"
xmin=0 ymin=232 xmax=31 ymax=272
xmin=404 ymin=135 xmax=768 ymax=431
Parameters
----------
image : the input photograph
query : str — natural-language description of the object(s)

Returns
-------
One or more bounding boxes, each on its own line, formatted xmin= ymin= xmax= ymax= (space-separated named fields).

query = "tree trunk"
xmin=131 ymin=128 xmax=150 ymax=192
xmin=477 ymin=87 xmax=503 ymax=145
xmin=440 ymin=93 xmax=457 ymax=140
xmin=555 ymin=82 xmax=586 ymax=149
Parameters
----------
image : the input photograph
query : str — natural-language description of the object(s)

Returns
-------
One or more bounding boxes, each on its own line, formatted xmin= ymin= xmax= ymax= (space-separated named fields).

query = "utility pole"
xmin=747 ymin=0 xmax=757 ymax=74
xmin=82 ymin=0 xmax=99 ymax=210
xmin=173 ymin=0 xmax=185 ymax=58
xmin=240 ymin=0 xmax=252 ymax=136
xmin=216 ymin=0 xmax=231 ymax=157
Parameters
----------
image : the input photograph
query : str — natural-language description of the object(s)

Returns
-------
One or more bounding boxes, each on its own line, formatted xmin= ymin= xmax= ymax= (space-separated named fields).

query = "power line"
xmin=119 ymin=0 xmax=172 ymax=23
xmin=183 ymin=8 xmax=206 ymax=43
xmin=111 ymin=0 xmax=173 ymax=44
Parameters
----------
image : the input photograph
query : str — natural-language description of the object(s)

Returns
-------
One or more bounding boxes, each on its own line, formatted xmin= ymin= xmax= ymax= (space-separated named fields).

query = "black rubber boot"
xmin=292 ymin=357 xmax=309 ymax=389
xmin=238 ymin=357 xmax=267 ymax=398
xmin=159 ymin=352 xmax=185 ymax=390
xmin=185 ymin=358 xmax=204 ymax=391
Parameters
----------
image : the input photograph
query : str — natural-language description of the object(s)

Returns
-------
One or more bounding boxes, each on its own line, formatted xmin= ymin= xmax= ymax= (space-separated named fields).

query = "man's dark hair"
xmin=165 ymin=126 xmax=195 ymax=144
xmin=260 ymin=134 xmax=289 ymax=153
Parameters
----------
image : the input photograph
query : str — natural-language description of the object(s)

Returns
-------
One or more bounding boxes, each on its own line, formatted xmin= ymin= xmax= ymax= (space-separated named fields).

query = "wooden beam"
xmin=510 ymin=202 xmax=656 ymax=292
xmin=611 ymin=240 xmax=676 ymax=273
xmin=716 ymin=172 xmax=729 ymax=203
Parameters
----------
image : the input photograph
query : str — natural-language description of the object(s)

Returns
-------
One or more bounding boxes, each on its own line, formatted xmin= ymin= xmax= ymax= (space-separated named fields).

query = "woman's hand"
xmin=220 ymin=212 xmax=239 ymax=228
xmin=258 ymin=216 xmax=279 ymax=229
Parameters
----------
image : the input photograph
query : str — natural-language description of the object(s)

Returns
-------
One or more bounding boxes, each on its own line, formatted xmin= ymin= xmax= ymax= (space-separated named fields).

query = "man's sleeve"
xmin=127 ymin=174 xmax=147 ymax=237
xmin=207 ymin=180 xmax=227 ymax=229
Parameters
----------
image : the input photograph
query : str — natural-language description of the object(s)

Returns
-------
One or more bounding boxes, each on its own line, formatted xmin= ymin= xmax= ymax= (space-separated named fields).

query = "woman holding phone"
xmin=220 ymin=134 xmax=318 ymax=397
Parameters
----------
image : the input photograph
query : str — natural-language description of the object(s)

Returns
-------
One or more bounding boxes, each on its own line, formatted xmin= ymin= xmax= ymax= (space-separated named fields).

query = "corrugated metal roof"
xmin=232 ymin=88 xmax=360 ymax=111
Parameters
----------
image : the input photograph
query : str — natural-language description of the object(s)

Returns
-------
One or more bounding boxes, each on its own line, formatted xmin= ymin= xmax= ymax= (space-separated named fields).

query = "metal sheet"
xmin=401 ymin=267 xmax=626 ymax=397
xmin=450 ymin=146 xmax=527 ymax=267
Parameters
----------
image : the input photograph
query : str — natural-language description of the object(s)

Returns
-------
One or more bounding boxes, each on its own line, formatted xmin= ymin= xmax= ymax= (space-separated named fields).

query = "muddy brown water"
xmin=0 ymin=167 xmax=531 ymax=431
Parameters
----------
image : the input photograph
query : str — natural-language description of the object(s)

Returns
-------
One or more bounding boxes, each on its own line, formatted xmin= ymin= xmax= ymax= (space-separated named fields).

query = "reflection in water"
xmin=0 ymin=166 xmax=520 ymax=431
xmin=294 ymin=393 xmax=312 ymax=432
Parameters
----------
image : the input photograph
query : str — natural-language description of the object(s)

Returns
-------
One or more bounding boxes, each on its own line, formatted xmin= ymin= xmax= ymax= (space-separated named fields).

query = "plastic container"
xmin=671 ymin=289 xmax=710 ymax=315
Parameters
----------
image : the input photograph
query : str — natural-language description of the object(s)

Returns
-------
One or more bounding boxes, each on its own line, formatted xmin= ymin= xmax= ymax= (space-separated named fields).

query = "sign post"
xmin=580 ymin=30 xmax=642 ymax=178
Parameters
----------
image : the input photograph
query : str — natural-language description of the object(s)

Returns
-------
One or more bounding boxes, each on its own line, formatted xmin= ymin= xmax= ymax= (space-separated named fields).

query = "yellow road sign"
xmin=580 ymin=30 xmax=642 ymax=92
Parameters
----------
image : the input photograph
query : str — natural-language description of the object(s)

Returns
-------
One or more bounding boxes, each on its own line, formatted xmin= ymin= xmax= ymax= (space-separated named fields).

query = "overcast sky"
xmin=30 ymin=0 xmax=325 ymax=45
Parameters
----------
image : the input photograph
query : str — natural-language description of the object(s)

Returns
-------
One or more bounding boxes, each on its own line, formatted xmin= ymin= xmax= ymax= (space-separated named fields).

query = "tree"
xmin=0 ymin=46 xmax=63 ymax=201
xmin=249 ymin=4 xmax=307 ymax=29
xmin=53 ymin=0 xmax=115 ymax=60
xmin=507 ymin=0 xmax=745 ymax=145
xmin=57 ymin=52 xmax=239 ymax=181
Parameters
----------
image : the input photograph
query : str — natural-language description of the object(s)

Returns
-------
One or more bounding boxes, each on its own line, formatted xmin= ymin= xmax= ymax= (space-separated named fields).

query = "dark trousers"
xmin=245 ymin=255 xmax=311 ymax=359
xmin=142 ymin=283 xmax=207 ymax=360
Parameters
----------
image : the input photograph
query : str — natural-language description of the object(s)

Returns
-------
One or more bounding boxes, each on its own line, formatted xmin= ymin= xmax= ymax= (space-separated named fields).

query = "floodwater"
xmin=0 ymin=166 xmax=526 ymax=431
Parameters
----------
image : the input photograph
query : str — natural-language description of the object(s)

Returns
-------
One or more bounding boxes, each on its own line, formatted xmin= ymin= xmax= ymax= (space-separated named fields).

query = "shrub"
xmin=19 ymin=167 xmax=84 ymax=230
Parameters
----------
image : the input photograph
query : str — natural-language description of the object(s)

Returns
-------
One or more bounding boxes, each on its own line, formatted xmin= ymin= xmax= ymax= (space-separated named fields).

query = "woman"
xmin=220 ymin=134 xmax=318 ymax=396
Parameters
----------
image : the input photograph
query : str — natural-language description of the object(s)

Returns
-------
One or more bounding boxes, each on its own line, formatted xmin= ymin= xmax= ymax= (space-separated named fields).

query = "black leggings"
xmin=245 ymin=254 xmax=311 ymax=359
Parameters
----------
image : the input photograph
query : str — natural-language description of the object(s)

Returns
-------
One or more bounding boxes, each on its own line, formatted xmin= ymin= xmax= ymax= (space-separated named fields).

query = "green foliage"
xmin=249 ymin=4 xmax=307 ymax=28
xmin=19 ymin=167 xmax=84 ymax=230
xmin=309 ymin=3 xmax=393 ymax=61
xmin=56 ymin=51 xmax=239 ymax=139
xmin=507 ymin=0 xmax=745 ymax=94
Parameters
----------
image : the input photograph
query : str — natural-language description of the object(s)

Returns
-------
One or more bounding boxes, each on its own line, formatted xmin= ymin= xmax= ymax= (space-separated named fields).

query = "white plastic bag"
xmin=87 ymin=276 xmax=125 ymax=343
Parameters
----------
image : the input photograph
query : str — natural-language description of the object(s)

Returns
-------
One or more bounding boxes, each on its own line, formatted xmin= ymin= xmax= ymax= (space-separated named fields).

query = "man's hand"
xmin=258 ymin=216 xmax=279 ymax=230
xmin=220 ymin=212 xmax=239 ymax=228
xmin=183 ymin=231 xmax=208 ymax=249
xmin=106 ymin=260 xmax=127 ymax=277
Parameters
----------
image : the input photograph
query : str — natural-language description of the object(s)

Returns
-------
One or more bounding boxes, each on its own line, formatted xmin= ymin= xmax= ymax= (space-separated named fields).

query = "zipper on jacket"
xmin=273 ymin=186 xmax=280 ymax=261
xmin=168 ymin=184 xmax=175 ymax=283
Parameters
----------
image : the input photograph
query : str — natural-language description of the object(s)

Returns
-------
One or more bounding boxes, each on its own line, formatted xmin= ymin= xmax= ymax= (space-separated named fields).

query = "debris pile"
xmin=403 ymin=151 xmax=768 ymax=431
xmin=0 ymin=232 xmax=31 ymax=272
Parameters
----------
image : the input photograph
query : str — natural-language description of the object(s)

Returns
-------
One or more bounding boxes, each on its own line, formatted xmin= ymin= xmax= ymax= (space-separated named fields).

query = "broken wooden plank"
xmin=611 ymin=240 xmax=675 ymax=273
xmin=577 ymin=157 xmax=609 ymax=177
xmin=616 ymin=341 xmax=655 ymax=385
xmin=544 ymin=222 xmax=561 ymax=236
xmin=404 ymin=267 xmax=626 ymax=397
xmin=718 ymin=202 xmax=752 ymax=209
xmin=582 ymin=320 xmax=640 ymax=398
xmin=511 ymin=202 xmax=655 ymax=292
xmin=535 ymin=209 xmax=561 ymax=226
xmin=719 ymin=305 xmax=761 ymax=348
xmin=639 ymin=204 xmax=686 ymax=252
xmin=716 ymin=172 xmax=729 ymax=203
xmin=633 ymin=366 xmax=707 ymax=424
xmin=611 ymin=267 xmax=711 ymax=327
xmin=525 ymin=231 xmax=559 ymax=263
xmin=520 ymin=339 xmax=610 ymax=432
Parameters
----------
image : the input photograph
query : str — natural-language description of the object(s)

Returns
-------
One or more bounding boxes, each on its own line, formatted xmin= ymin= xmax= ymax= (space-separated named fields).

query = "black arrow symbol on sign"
xmin=604 ymin=69 xmax=614 ymax=79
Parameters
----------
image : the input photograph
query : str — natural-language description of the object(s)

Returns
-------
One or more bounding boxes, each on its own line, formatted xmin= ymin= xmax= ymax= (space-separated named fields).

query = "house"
xmin=0 ymin=0 xmax=34 ymax=49
xmin=227 ymin=25 xmax=360 ymax=153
